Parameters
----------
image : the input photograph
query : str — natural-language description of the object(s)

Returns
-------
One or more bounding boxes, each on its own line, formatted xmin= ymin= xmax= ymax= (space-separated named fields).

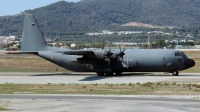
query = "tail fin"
xmin=21 ymin=14 xmax=47 ymax=51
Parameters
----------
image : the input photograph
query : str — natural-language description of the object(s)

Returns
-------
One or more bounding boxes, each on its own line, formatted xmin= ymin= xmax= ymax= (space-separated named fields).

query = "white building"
xmin=70 ymin=43 xmax=76 ymax=48
xmin=9 ymin=36 xmax=16 ymax=41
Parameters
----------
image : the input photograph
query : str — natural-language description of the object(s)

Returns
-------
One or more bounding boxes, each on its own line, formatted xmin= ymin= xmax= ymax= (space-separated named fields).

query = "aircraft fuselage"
xmin=38 ymin=48 xmax=195 ymax=75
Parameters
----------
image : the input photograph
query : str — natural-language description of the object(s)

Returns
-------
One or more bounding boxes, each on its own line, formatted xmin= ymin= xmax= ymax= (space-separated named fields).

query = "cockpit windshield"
xmin=182 ymin=53 xmax=188 ymax=60
xmin=175 ymin=51 xmax=188 ymax=60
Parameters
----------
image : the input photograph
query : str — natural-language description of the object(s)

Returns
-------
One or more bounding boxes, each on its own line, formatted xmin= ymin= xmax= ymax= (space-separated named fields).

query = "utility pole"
xmin=147 ymin=33 xmax=150 ymax=49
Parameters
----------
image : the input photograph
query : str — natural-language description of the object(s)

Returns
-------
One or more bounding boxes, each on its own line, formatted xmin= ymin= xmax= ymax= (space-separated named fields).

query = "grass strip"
xmin=0 ymin=82 xmax=200 ymax=95
xmin=0 ymin=106 xmax=5 ymax=110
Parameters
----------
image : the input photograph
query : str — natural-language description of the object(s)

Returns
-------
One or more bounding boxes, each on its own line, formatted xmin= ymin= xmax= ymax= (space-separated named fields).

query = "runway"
xmin=0 ymin=95 xmax=200 ymax=112
xmin=1 ymin=72 xmax=200 ymax=112
xmin=0 ymin=72 xmax=200 ymax=84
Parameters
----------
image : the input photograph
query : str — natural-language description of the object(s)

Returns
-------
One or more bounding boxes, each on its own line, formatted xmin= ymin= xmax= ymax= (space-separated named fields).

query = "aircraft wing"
xmin=58 ymin=50 xmax=94 ymax=55
xmin=56 ymin=49 xmax=125 ymax=60
xmin=56 ymin=50 xmax=99 ymax=59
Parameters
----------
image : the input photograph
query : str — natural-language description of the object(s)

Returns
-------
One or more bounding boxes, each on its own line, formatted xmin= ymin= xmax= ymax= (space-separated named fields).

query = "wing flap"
xmin=55 ymin=50 xmax=97 ymax=59
xmin=63 ymin=50 xmax=94 ymax=55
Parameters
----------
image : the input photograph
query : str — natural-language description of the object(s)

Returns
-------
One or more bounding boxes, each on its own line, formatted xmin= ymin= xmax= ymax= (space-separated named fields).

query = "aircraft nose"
xmin=185 ymin=59 xmax=195 ymax=69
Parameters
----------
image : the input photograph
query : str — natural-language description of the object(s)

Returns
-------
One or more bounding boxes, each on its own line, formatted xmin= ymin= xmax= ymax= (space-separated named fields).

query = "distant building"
xmin=70 ymin=43 xmax=76 ymax=48
xmin=113 ymin=42 xmax=137 ymax=46
xmin=117 ymin=31 xmax=142 ymax=35
xmin=102 ymin=30 xmax=115 ymax=35
xmin=187 ymin=40 xmax=194 ymax=42
xmin=147 ymin=31 xmax=164 ymax=35
xmin=180 ymin=40 xmax=186 ymax=43
xmin=9 ymin=36 xmax=16 ymax=41
xmin=175 ymin=45 xmax=183 ymax=49
xmin=178 ymin=35 xmax=185 ymax=38
xmin=187 ymin=34 xmax=193 ymax=38
xmin=86 ymin=32 xmax=103 ymax=36
xmin=164 ymin=33 xmax=170 ymax=36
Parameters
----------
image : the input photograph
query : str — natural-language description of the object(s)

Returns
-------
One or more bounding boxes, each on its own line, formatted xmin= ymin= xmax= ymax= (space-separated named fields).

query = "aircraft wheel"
xmin=115 ymin=72 xmax=122 ymax=75
xmin=105 ymin=72 xmax=114 ymax=76
xmin=172 ymin=71 xmax=179 ymax=76
xmin=97 ymin=73 xmax=104 ymax=76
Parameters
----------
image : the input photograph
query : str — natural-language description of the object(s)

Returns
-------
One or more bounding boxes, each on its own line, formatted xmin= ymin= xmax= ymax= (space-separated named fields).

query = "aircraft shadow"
xmin=79 ymin=76 xmax=110 ymax=81
xmin=79 ymin=73 xmax=147 ymax=81
xmin=30 ymin=72 xmax=199 ymax=82
xmin=31 ymin=72 xmax=147 ymax=76
xmin=30 ymin=73 xmax=147 ymax=81
xmin=78 ymin=73 xmax=175 ymax=81
xmin=30 ymin=73 xmax=93 ymax=76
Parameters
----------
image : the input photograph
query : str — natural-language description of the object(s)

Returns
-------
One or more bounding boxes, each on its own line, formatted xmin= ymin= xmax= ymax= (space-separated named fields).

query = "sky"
xmin=0 ymin=0 xmax=81 ymax=16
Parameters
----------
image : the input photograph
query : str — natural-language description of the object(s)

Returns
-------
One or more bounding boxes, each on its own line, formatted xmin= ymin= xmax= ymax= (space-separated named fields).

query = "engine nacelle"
xmin=93 ymin=51 xmax=107 ymax=59
xmin=87 ymin=50 xmax=124 ymax=60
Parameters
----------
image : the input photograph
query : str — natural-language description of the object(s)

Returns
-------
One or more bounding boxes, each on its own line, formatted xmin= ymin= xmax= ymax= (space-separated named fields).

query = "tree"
xmin=155 ymin=39 xmax=166 ymax=48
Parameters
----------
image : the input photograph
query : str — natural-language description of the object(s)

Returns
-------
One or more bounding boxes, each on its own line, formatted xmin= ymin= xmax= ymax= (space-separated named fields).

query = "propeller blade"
xmin=118 ymin=47 xmax=126 ymax=60
xmin=118 ymin=44 xmax=121 ymax=52
xmin=122 ymin=48 xmax=126 ymax=53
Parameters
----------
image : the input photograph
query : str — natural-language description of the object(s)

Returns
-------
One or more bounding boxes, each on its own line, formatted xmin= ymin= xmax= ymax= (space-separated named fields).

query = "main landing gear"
xmin=97 ymin=73 xmax=104 ymax=76
xmin=172 ymin=71 xmax=179 ymax=76
xmin=97 ymin=72 xmax=122 ymax=76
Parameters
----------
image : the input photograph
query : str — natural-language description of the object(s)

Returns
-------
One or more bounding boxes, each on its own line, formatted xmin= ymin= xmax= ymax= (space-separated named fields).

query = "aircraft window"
xmin=175 ymin=52 xmax=183 ymax=56
xmin=183 ymin=53 xmax=188 ymax=60
xmin=175 ymin=52 xmax=179 ymax=56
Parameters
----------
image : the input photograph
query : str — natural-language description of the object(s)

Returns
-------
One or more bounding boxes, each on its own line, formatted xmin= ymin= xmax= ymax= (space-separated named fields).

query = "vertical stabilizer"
xmin=21 ymin=14 xmax=47 ymax=51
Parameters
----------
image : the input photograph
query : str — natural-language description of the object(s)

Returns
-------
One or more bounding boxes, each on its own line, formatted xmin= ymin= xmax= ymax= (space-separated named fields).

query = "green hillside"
xmin=1 ymin=0 xmax=200 ymax=36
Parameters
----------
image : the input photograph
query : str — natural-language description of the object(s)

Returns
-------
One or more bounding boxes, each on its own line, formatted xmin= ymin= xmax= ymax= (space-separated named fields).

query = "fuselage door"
xmin=128 ymin=58 xmax=134 ymax=67
xmin=123 ymin=58 xmax=134 ymax=67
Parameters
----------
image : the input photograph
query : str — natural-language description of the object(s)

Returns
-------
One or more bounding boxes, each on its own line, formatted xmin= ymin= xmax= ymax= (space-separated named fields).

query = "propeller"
xmin=116 ymin=44 xmax=126 ymax=60
xmin=104 ymin=44 xmax=126 ymax=65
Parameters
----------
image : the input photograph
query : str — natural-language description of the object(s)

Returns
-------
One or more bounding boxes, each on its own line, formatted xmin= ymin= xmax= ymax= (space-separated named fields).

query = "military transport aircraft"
xmin=10 ymin=14 xmax=195 ymax=76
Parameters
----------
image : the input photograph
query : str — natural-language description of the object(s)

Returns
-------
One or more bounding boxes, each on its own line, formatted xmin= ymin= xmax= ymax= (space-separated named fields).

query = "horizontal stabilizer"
xmin=7 ymin=51 xmax=38 ymax=55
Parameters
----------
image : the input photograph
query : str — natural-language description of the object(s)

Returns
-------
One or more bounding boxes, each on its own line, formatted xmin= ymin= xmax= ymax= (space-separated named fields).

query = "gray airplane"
xmin=11 ymin=14 xmax=195 ymax=76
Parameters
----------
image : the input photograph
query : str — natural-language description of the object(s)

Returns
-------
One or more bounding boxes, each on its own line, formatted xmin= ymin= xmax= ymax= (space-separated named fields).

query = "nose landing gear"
xmin=172 ymin=71 xmax=179 ymax=76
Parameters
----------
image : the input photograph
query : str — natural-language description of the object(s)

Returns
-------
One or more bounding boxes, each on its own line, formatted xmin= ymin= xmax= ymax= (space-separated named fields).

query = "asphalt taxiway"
xmin=0 ymin=95 xmax=200 ymax=112
xmin=0 ymin=72 xmax=200 ymax=84
xmin=1 ymin=72 xmax=200 ymax=112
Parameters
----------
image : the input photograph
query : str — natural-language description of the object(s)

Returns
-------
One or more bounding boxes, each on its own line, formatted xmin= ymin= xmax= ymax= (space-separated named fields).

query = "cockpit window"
xmin=175 ymin=52 xmax=188 ymax=59
xmin=183 ymin=53 xmax=188 ymax=60
xmin=175 ymin=52 xmax=181 ymax=56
